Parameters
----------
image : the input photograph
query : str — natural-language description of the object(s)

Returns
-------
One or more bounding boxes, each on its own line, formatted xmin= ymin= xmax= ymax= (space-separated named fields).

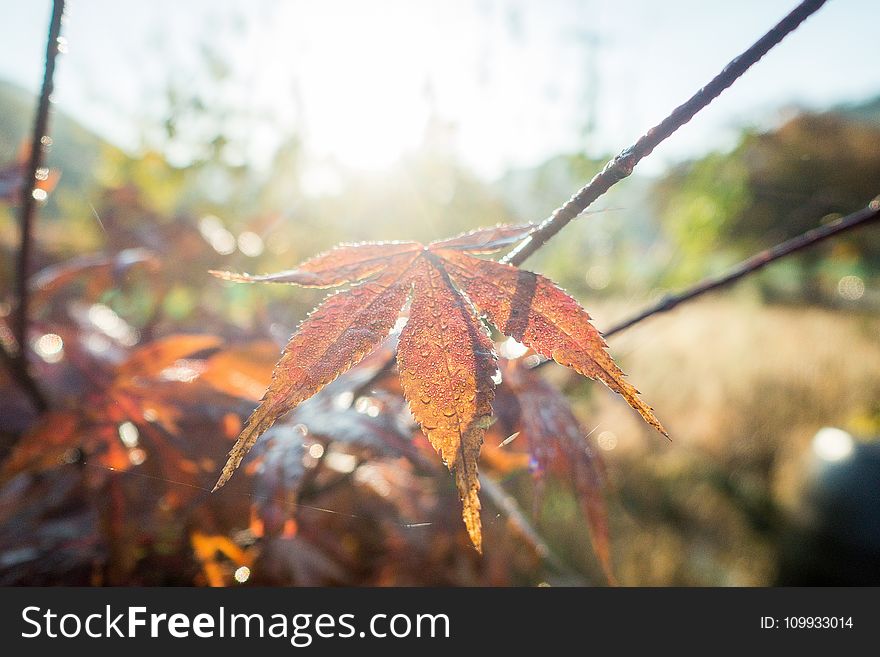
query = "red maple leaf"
xmin=211 ymin=225 xmax=666 ymax=551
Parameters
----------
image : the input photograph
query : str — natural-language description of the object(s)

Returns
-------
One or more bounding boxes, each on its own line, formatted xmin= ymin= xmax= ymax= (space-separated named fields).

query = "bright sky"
xmin=1 ymin=0 xmax=879 ymax=179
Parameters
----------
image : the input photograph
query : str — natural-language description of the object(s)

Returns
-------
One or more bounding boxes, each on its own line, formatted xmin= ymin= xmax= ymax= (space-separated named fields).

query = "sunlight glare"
xmin=234 ymin=566 xmax=251 ymax=583
xmin=498 ymin=336 xmax=529 ymax=359
xmin=812 ymin=427 xmax=854 ymax=463
xmin=118 ymin=421 xmax=140 ymax=448
xmin=237 ymin=231 xmax=265 ymax=257
xmin=87 ymin=303 xmax=139 ymax=346
xmin=265 ymin=2 xmax=449 ymax=172
xmin=34 ymin=333 xmax=64 ymax=363
xmin=597 ymin=430 xmax=618 ymax=451
xmin=837 ymin=275 xmax=865 ymax=301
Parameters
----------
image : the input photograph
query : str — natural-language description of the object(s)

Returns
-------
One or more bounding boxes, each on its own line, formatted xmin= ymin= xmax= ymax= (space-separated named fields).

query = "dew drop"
xmin=333 ymin=391 xmax=354 ymax=410
xmin=237 ymin=231 xmax=264 ymax=257
xmin=34 ymin=332 xmax=63 ymax=362
xmin=118 ymin=421 xmax=139 ymax=448
xmin=129 ymin=448 xmax=146 ymax=466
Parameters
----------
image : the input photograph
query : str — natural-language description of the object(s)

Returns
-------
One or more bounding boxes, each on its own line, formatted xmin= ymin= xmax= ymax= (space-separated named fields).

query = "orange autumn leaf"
xmin=397 ymin=255 xmax=496 ymax=551
xmin=439 ymin=250 xmax=667 ymax=437
xmin=209 ymin=241 xmax=422 ymax=287
xmin=115 ymin=334 xmax=222 ymax=380
xmin=210 ymin=224 xmax=666 ymax=551
xmin=190 ymin=531 xmax=253 ymax=587
xmin=28 ymin=248 xmax=161 ymax=313
xmin=200 ymin=341 xmax=279 ymax=401
xmin=211 ymin=247 xmax=420 ymax=492
xmin=496 ymin=358 xmax=615 ymax=583
xmin=1 ymin=335 xmax=233 ymax=486
xmin=0 ymin=411 xmax=81 ymax=479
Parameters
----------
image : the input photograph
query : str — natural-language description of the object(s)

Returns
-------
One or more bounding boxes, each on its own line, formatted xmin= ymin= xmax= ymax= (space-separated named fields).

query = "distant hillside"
xmin=835 ymin=95 xmax=880 ymax=125
xmin=0 ymin=79 xmax=123 ymax=199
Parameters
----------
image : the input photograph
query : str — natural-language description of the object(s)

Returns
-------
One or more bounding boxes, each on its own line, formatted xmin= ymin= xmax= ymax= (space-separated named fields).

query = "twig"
xmin=480 ymin=474 xmax=590 ymax=585
xmin=4 ymin=0 xmax=65 ymax=412
xmin=502 ymin=0 xmax=828 ymax=267
xmin=601 ymin=197 xmax=880 ymax=337
xmin=531 ymin=197 xmax=880 ymax=372
xmin=0 ymin=335 xmax=47 ymax=411
xmin=15 ymin=0 xmax=64 ymax=347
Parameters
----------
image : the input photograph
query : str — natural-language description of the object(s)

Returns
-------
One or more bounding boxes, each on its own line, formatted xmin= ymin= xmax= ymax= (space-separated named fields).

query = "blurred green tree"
xmin=653 ymin=107 xmax=880 ymax=300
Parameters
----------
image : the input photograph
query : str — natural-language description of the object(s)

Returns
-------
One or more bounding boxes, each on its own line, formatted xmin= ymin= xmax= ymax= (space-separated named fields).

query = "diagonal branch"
xmin=503 ymin=0 xmax=828 ymax=267
xmin=601 ymin=197 xmax=880 ymax=338
xmin=15 ymin=0 xmax=64 ymax=348
xmin=0 ymin=335 xmax=48 ymax=411
xmin=3 ymin=0 xmax=65 ymax=413
xmin=531 ymin=196 xmax=880 ymax=373
xmin=480 ymin=473 xmax=590 ymax=585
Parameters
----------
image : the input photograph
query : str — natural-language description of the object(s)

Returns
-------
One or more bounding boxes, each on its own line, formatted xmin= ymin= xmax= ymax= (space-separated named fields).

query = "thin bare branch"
xmin=601 ymin=197 xmax=880 ymax=338
xmin=0 ymin=337 xmax=47 ymax=412
xmin=503 ymin=0 xmax=828 ymax=267
xmin=480 ymin=474 xmax=590 ymax=585
xmin=530 ymin=196 xmax=880 ymax=372
xmin=4 ymin=0 xmax=65 ymax=412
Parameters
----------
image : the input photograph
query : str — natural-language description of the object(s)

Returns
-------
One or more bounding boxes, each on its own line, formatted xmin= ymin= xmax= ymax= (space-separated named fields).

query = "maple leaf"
xmin=29 ymin=248 xmax=160 ymax=313
xmin=494 ymin=358 xmax=615 ymax=583
xmin=210 ymin=224 xmax=666 ymax=551
xmin=0 ymin=334 xmax=227 ymax=486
